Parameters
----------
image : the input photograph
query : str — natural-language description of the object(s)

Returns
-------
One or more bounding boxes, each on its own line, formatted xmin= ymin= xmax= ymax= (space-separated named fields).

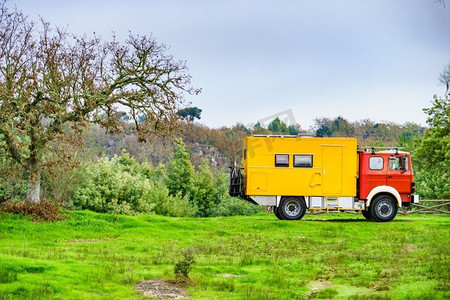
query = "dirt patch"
xmin=67 ymin=239 xmax=109 ymax=244
xmin=134 ymin=279 xmax=191 ymax=299
xmin=216 ymin=273 xmax=245 ymax=278
xmin=309 ymin=280 xmax=332 ymax=291
xmin=401 ymin=243 xmax=417 ymax=254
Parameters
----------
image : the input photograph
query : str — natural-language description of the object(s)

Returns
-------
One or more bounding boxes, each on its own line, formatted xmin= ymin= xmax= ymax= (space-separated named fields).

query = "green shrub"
xmin=0 ymin=177 xmax=28 ymax=203
xmin=213 ymin=196 xmax=262 ymax=216
xmin=72 ymin=153 xmax=160 ymax=215
xmin=71 ymin=145 xmax=261 ymax=218
xmin=152 ymin=190 xmax=196 ymax=217
xmin=41 ymin=148 xmax=94 ymax=207
xmin=174 ymin=248 xmax=196 ymax=280
xmin=165 ymin=138 xmax=195 ymax=198
xmin=207 ymin=172 xmax=261 ymax=217
xmin=190 ymin=160 xmax=221 ymax=217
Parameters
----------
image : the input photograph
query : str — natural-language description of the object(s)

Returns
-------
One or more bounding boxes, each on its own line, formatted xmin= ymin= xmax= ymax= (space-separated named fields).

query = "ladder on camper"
xmin=326 ymin=197 xmax=340 ymax=214
xmin=308 ymin=196 xmax=365 ymax=214
xmin=308 ymin=196 xmax=342 ymax=214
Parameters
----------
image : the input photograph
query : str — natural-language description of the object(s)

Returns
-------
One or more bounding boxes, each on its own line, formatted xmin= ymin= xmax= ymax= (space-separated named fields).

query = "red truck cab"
xmin=359 ymin=150 xmax=418 ymax=221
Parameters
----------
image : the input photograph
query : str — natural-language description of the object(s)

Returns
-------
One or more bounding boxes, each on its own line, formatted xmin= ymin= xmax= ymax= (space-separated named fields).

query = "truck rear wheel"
xmin=274 ymin=206 xmax=285 ymax=220
xmin=278 ymin=197 xmax=306 ymax=220
xmin=369 ymin=195 xmax=398 ymax=222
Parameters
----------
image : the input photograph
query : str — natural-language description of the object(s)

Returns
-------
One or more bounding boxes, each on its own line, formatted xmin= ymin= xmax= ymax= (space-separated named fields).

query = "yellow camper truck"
xmin=230 ymin=135 xmax=417 ymax=221
xmin=230 ymin=135 xmax=360 ymax=220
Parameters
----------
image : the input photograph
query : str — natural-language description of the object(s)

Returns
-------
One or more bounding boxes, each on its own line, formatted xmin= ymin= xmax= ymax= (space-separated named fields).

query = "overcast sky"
xmin=9 ymin=0 xmax=450 ymax=130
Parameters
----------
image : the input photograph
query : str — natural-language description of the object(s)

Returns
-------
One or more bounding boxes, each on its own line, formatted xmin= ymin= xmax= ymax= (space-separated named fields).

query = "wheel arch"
xmin=277 ymin=196 xmax=306 ymax=207
xmin=366 ymin=186 xmax=401 ymax=207
xmin=277 ymin=196 xmax=307 ymax=220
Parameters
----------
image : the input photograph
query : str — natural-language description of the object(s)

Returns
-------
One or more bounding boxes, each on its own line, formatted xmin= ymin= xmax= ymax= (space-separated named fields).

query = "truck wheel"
xmin=369 ymin=195 xmax=398 ymax=222
xmin=274 ymin=206 xmax=285 ymax=220
xmin=278 ymin=197 xmax=306 ymax=220
xmin=361 ymin=210 xmax=373 ymax=220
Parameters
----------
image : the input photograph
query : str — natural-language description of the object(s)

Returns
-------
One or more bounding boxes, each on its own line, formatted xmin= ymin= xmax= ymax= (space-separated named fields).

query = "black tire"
xmin=274 ymin=206 xmax=285 ymax=220
xmin=369 ymin=195 xmax=398 ymax=222
xmin=278 ymin=197 xmax=306 ymax=220
xmin=361 ymin=209 xmax=373 ymax=220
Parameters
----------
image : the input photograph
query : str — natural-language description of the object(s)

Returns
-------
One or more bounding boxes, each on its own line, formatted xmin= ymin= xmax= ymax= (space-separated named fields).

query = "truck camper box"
xmin=243 ymin=136 xmax=358 ymax=198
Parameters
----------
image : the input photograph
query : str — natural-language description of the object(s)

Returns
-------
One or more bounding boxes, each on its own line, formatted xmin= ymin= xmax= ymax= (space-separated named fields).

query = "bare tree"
xmin=0 ymin=2 xmax=200 ymax=203
xmin=434 ymin=0 xmax=446 ymax=8
xmin=439 ymin=62 xmax=450 ymax=95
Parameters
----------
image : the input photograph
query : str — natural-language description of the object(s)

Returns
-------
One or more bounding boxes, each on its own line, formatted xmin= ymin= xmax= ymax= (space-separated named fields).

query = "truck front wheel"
xmin=278 ymin=197 xmax=306 ymax=220
xmin=369 ymin=195 xmax=398 ymax=222
xmin=361 ymin=210 xmax=373 ymax=220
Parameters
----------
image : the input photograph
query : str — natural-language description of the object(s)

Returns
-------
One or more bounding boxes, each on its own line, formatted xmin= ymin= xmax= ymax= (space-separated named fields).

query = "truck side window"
xmin=243 ymin=147 xmax=247 ymax=160
xmin=294 ymin=155 xmax=313 ymax=168
xmin=275 ymin=154 xmax=289 ymax=167
xmin=369 ymin=157 xmax=383 ymax=170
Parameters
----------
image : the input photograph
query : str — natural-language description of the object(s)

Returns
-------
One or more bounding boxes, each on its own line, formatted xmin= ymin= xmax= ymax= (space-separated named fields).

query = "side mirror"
xmin=400 ymin=155 xmax=408 ymax=172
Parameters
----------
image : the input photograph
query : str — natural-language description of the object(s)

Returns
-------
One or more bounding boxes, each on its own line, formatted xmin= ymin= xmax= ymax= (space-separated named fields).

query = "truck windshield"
xmin=389 ymin=156 xmax=409 ymax=171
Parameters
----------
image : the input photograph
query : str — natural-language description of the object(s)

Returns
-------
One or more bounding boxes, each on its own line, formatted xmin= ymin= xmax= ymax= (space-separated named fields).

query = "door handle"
xmin=387 ymin=176 xmax=393 ymax=178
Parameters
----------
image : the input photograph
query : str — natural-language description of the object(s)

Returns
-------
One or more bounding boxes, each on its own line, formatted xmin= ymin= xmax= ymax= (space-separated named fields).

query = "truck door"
xmin=358 ymin=153 xmax=387 ymax=199
xmin=322 ymin=146 xmax=343 ymax=195
xmin=386 ymin=155 xmax=411 ymax=194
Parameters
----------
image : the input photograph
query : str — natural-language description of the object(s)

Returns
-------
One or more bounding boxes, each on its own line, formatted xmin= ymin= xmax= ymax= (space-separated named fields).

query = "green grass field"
xmin=0 ymin=211 xmax=448 ymax=299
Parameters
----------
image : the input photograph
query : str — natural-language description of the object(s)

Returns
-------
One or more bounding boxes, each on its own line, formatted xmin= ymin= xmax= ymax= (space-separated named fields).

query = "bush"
xmin=189 ymin=160 xmax=221 ymax=217
xmin=213 ymin=196 xmax=262 ymax=217
xmin=72 ymin=153 xmax=162 ymax=215
xmin=0 ymin=200 xmax=66 ymax=221
xmin=152 ymin=191 xmax=196 ymax=217
xmin=165 ymin=138 xmax=195 ymax=198
xmin=209 ymin=172 xmax=261 ymax=217
xmin=71 ymin=144 xmax=261 ymax=218
xmin=174 ymin=248 xmax=196 ymax=281
xmin=41 ymin=148 xmax=93 ymax=207
xmin=0 ymin=177 xmax=28 ymax=203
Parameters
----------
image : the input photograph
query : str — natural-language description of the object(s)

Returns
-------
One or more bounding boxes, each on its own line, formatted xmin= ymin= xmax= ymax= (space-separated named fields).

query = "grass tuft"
xmin=0 ymin=270 xmax=17 ymax=283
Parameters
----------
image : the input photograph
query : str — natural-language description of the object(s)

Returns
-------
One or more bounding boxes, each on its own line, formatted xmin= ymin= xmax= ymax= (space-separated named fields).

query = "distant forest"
xmin=88 ymin=114 xmax=425 ymax=169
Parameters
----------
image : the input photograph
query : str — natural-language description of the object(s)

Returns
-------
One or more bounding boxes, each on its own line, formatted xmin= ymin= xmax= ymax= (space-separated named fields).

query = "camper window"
xmin=294 ymin=155 xmax=313 ymax=168
xmin=275 ymin=154 xmax=289 ymax=167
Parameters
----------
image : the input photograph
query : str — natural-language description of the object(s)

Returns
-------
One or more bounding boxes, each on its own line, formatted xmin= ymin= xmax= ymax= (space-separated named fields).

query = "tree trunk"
xmin=27 ymin=124 xmax=42 ymax=204
xmin=27 ymin=164 xmax=41 ymax=204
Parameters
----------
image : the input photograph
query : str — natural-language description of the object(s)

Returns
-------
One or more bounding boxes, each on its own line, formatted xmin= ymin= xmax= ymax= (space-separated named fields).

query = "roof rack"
xmin=358 ymin=146 xmax=405 ymax=155
xmin=252 ymin=134 xmax=299 ymax=137
xmin=357 ymin=146 xmax=404 ymax=149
